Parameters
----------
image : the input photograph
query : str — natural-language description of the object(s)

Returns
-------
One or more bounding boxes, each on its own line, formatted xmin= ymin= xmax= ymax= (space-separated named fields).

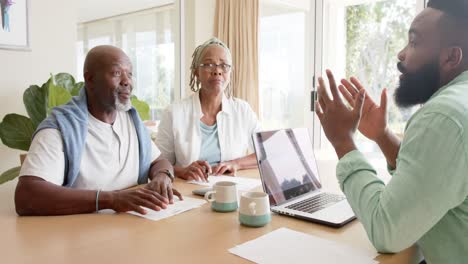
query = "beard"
xmin=116 ymin=98 xmax=132 ymax=112
xmin=114 ymin=87 xmax=132 ymax=112
xmin=394 ymin=60 xmax=441 ymax=108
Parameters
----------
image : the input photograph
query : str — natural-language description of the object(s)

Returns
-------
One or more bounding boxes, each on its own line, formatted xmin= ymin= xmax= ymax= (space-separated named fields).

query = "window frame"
xmin=76 ymin=1 xmax=185 ymax=121
xmin=312 ymin=0 xmax=428 ymax=150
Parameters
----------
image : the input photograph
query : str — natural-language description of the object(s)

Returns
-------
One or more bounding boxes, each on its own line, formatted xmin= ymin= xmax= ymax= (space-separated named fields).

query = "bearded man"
xmin=15 ymin=45 xmax=182 ymax=216
xmin=315 ymin=1 xmax=468 ymax=263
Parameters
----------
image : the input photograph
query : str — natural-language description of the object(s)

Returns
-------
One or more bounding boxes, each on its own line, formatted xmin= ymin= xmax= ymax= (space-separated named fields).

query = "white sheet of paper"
xmin=187 ymin=176 xmax=261 ymax=191
xmin=228 ymin=228 xmax=378 ymax=264
xmin=127 ymin=196 xmax=206 ymax=221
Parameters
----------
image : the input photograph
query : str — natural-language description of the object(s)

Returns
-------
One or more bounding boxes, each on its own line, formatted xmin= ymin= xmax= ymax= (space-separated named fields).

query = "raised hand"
xmin=315 ymin=70 xmax=365 ymax=158
xmin=339 ymin=77 xmax=388 ymax=142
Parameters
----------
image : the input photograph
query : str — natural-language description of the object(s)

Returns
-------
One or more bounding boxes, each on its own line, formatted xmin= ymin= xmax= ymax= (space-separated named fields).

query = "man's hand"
xmin=212 ymin=161 xmax=238 ymax=176
xmin=179 ymin=160 xmax=211 ymax=182
xmin=146 ymin=174 xmax=183 ymax=204
xmin=315 ymin=70 xmax=365 ymax=158
xmin=339 ymin=77 xmax=389 ymax=142
xmin=111 ymin=188 xmax=169 ymax=215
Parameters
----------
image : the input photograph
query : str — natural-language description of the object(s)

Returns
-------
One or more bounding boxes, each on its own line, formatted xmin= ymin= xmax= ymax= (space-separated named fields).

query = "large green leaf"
xmin=23 ymin=84 xmax=48 ymax=129
xmin=71 ymin=82 xmax=84 ymax=96
xmin=0 ymin=166 xmax=21 ymax=185
xmin=131 ymin=96 xmax=151 ymax=121
xmin=48 ymin=82 xmax=72 ymax=112
xmin=54 ymin=73 xmax=76 ymax=93
xmin=0 ymin=114 xmax=35 ymax=151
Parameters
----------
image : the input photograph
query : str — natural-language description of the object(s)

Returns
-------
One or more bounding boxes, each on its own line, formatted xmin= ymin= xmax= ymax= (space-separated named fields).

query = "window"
xmin=256 ymin=0 xmax=429 ymax=178
xmin=317 ymin=0 xmax=425 ymax=156
xmin=76 ymin=4 xmax=178 ymax=120
xmin=259 ymin=0 xmax=315 ymax=131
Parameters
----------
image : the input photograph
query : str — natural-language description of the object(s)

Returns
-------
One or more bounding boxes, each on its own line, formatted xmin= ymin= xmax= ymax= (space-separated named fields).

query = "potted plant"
xmin=0 ymin=73 xmax=150 ymax=184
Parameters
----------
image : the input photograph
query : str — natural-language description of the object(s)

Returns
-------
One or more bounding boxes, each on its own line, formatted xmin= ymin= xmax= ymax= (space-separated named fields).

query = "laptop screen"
xmin=253 ymin=128 xmax=322 ymax=206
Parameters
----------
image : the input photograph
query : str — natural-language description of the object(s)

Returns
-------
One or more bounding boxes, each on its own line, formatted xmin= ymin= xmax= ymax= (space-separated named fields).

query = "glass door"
xmin=314 ymin=0 xmax=426 ymax=160
xmin=258 ymin=0 xmax=315 ymax=136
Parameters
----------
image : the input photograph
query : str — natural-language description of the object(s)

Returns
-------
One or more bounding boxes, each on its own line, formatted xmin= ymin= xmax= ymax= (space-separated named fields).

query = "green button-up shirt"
xmin=337 ymin=71 xmax=468 ymax=264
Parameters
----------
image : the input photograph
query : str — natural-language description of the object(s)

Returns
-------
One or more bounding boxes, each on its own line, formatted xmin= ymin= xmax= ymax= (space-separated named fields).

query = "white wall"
xmin=0 ymin=0 xmax=77 ymax=174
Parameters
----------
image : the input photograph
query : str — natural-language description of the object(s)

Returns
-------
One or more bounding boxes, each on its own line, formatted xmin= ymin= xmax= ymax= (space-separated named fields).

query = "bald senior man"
xmin=15 ymin=45 xmax=182 ymax=216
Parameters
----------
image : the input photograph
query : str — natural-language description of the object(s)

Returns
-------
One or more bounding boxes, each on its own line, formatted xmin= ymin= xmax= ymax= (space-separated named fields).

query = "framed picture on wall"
xmin=0 ymin=0 xmax=30 ymax=51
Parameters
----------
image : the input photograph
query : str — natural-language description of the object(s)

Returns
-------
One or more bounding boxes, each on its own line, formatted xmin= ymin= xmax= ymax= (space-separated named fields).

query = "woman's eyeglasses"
xmin=199 ymin=63 xmax=232 ymax=73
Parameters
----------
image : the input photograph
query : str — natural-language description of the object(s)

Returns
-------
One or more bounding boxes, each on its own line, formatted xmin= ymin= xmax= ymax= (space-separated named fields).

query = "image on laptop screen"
xmin=254 ymin=128 xmax=321 ymax=205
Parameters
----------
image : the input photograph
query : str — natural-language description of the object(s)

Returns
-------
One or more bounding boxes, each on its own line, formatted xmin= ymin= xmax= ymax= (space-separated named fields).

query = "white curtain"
xmin=215 ymin=0 xmax=260 ymax=115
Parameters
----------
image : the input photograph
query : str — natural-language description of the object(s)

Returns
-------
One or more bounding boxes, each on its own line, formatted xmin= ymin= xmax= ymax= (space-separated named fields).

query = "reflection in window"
xmin=256 ymin=128 xmax=321 ymax=205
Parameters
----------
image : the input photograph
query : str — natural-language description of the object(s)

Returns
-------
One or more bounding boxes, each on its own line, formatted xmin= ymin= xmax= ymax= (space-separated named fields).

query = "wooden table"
xmin=0 ymin=169 xmax=422 ymax=264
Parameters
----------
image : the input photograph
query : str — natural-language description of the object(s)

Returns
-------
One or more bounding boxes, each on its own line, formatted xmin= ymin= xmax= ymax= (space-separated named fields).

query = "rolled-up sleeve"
xmin=337 ymin=112 xmax=468 ymax=253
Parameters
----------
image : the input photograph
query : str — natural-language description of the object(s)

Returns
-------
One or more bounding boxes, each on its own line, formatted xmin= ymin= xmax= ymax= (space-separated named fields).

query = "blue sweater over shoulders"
xmin=33 ymin=88 xmax=152 ymax=187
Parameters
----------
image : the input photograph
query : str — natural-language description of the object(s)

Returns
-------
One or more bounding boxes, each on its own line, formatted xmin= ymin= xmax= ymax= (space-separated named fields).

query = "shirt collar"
xmin=429 ymin=70 xmax=468 ymax=100
xmin=192 ymin=90 xmax=232 ymax=118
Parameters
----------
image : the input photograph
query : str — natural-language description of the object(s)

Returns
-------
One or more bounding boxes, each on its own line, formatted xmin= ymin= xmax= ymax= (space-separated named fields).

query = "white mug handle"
xmin=249 ymin=202 xmax=257 ymax=215
xmin=204 ymin=191 xmax=216 ymax=202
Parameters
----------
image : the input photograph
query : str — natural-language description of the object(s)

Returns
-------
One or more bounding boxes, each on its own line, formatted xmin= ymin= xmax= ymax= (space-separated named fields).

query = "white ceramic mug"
xmin=239 ymin=192 xmax=271 ymax=227
xmin=204 ymin=181 xmax=238 ymax=212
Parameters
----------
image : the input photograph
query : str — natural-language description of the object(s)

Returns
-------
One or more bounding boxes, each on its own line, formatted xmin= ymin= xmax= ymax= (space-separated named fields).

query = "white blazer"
xmin=156 ymin=92 xmax=260 ymax=167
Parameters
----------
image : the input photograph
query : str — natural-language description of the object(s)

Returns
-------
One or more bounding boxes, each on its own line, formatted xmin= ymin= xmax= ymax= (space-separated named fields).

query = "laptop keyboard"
xmin=285 ymin=193 xmax=345 ymax=214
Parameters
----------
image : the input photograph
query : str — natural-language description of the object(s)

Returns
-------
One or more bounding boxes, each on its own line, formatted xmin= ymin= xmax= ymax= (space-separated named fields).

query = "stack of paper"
xmin=128 ymin=196 xmax=206 ymax=221
xmin=229 ymin=228 xmax=378 ymax=264
xmin=187 ymin=176 xmax=261 ymax=191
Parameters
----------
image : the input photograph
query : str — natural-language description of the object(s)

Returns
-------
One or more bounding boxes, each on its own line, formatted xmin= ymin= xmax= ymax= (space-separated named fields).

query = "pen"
xmin=202 ymin=165 xmax=210 ymax=182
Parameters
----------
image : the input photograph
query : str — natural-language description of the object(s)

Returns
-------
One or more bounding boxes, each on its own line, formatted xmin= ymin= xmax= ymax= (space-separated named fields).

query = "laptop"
xmin=252 ymin=128 xmax=355 ymax=227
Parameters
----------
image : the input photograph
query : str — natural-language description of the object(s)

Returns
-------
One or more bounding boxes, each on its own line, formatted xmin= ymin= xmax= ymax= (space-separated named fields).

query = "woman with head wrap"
xmin=156 ymin=37 xmax=260 ymax=181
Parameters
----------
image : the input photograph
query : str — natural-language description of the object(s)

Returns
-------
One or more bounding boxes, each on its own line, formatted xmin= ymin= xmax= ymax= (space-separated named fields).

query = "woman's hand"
xmin=178 ymin=160 xmax=211 ymax=182
xmin=212 ymin=161 xmax=239 ymax=176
